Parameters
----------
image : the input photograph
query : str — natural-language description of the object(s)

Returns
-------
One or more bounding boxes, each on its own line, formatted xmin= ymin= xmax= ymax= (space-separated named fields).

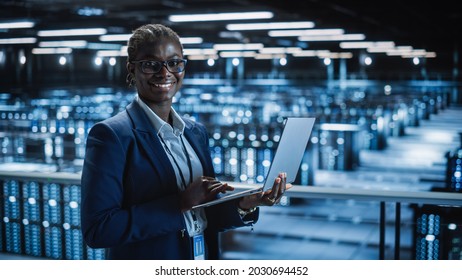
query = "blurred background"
xmin=0 ymin=0 xmax=461 ymax=260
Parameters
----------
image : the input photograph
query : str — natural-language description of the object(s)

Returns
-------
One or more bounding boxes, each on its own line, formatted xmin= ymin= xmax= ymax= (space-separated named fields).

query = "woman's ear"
xmin=126 ymin=62 xmax=136 ymax=87
xmin=126 ymin=61 xmax=135 ymax=75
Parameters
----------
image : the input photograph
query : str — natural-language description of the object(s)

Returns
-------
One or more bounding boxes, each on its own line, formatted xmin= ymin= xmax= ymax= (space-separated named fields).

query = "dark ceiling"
xmin=1 ymin=0 xmax=461 ymax=71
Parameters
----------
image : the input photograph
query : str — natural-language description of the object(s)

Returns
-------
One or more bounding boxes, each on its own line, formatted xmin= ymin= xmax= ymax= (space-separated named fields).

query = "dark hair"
xmin=127 ymin=23 xmax=182 ymax=63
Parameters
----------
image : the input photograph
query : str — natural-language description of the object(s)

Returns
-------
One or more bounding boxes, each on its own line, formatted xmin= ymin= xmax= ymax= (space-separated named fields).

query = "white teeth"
xmin=153 ymin=83 xmax=172 ymax=88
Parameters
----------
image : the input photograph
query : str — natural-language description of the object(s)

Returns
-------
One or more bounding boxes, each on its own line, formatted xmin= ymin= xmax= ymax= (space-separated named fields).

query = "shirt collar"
xmin=135 ymin=94 xmax=185 ymax=137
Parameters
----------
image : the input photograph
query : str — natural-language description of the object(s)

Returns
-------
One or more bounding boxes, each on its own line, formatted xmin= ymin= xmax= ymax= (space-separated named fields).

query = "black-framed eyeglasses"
xmin=130 ymin=59 xmax=187 ymax=74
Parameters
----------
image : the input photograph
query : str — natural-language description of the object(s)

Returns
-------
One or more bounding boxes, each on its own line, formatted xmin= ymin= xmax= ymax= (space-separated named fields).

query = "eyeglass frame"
xmin=129 ymin=58 xmax=187 ymax=74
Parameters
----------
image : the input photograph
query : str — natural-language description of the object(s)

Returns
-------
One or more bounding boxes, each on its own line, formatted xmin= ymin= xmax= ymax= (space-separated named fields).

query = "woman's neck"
xmin=150 ymin=103 xmax=172 ymax=125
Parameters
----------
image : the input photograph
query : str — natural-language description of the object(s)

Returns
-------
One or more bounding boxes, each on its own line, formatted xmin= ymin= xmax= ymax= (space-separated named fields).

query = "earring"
xmin=126 ymin=74 xmax=136 ymax=87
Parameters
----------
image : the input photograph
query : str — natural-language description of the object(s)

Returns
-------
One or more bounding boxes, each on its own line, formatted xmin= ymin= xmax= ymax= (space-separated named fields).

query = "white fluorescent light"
xmin=259 ymin=47 xmax=286 ymax=54
xmin=395 ymin=46 xmax=414 ymax=51
xmin=39 ymin=40 xmax=87 ymax=48
xmin=292 ymin=50 xmax=330 ymax=57
xmin=399 ymin=49 xmax=427 ymax=57
xmin=32 ymin=48 xmax=72 ymax=55
xmin=269 ymin=28 xmax=344 ymax=37
xmin=340 ymin=42 xmax=374 ymax=49
xmin=226 ymin=21 xmax=315 ymax=31
xmin=96 ymin=50 xmax=128 ymax=57
xmin=38 ymin=28 xmax=107 ymax=37
xmin=298 ymin=34 xmax=365 ymax=41
xmin=99 ymin=34 xmax=131 ymax=41
xmin=187 ymin=54 xmax=219 ymax=60
xmin=183 ymin=48 xmax=217 ymax=55
xmin=255 ymin=53 xmax=285 ymax=60
xmin=259 ymin=47 xmax=302 ymax=54
xmin=219 ymin=51 xmax=256 ymax=58
xmin=213 ymin=43 xmax=263 ymax=51
xmin=0 ymin=21 xmax=35 ymax=29
xmin=169 ymin=11 xmax=273 ymax=22
xmin=340 ymin=41 xmax=395 ymax=49
xmin=367 ymin=47 xmax=394 ymax=53
xmin=317 ymin=52 xmax=353 ymax=59
xmin=0 ymin=37 xmax=37 ymax=44
xmin=100 ymin=34 xmax=203 ymax=44
xmin=386 ymin=46 xmax=415 ymax=56
xmin=180 ymin=37 xmax=203 ymax=44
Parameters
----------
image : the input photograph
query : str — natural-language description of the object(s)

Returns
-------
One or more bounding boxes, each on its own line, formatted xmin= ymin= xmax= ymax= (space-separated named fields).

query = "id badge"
xmin=193 ymin=234 xmax=205 ymax=260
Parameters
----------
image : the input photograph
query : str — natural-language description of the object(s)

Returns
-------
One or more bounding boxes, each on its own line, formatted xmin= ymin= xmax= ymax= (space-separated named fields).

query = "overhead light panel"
xmin=298 ymin=34 xmax=365 ymax=41
xmin=255 ymin=53 xmax=286 ymax=60
xmin=0 ymin=37 xmax=37 ymax=44
xmin=184 ymin=48 xmax=217 ymax=56
xmin=213 ymin=43 xmax=263 ymax=51
xmin=317 ymin=52 xmax=353 ymax=59
xmin=169 ymin=11 xmax=273 ymax=22
xmin=269 ymin=29 xmax=344 ymax=37
xmin=38 ymin=28 xmax=107 ymax=37
xmin=226 ymin=21 xmax=315 ymax=31
xmin=96 ymin=50 xmax=127 ymax=57
xmin=32 ymin=48 xmax=72 ymax=55
xmin=99 ymin=34 xmax=203 ymax=44
xmin=99 ymin=34 xmax=131 ymax=42
xmin=292 ymin=50 xmax=330 ymax=57
xmin=219 ymin=51 xmax=257 ymax=58
xmin=259 ymin=47 xmax=302 ymax=54
xmin=0 ymin=21 xmax=35 ymax=29
xmin=187 ymin=54 xmax=219 ymax=60
xmin=39 ymin=40 xmax=87 ymax=48
xmin=340 ymin=41 xmax=395 ymax=49
xmin=180 ymin=37 xmax=203 ymax=44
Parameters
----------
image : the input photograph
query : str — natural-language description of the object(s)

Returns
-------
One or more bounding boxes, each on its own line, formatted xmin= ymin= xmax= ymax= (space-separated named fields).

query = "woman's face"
xmin=127 ymin=37 xmax=185 ymax=107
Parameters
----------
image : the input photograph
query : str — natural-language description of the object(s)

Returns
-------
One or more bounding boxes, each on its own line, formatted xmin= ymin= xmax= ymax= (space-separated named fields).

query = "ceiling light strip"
xmin=226 ymin=21 xmax=315 ymax=31
xmin=298 ymin=34 xmax=365 ymax=41
xmin=39 ymin=40 xmax=88 ymax=48
xmin=0 ymin=21 xmax=35 ymax=29
xmin=269 ymin=28 xmax=344 ymax=37
xmin=213 ymin=43 xmax=264 ymax=51
xmin=169 ymin=11 xmax=273 ymax=22
xmin=32 ymin=48 xmax=72 ymax=55
xmin=0 ymin=37 xmax=37 ymax=44
xmin=38 ymin=28 xmax=107 ymax=37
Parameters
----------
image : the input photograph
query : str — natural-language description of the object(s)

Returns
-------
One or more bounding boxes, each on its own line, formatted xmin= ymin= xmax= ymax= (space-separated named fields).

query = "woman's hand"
xmin=238 ymin=172 xmax=292 ymax=210
xmin=179 ymin=176 xmax=234 ymax=211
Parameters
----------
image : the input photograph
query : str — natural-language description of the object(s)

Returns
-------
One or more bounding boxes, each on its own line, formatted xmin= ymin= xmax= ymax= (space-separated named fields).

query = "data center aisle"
xmin=221 ymin=105 xmax=462 ymax=260
xmin=0 ymin=106 xmax=459 ymax=261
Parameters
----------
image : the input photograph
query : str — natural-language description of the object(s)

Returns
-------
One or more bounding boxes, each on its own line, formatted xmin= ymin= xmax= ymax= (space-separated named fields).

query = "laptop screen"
xmin=262 ymin=117 xmax=315 ymax=191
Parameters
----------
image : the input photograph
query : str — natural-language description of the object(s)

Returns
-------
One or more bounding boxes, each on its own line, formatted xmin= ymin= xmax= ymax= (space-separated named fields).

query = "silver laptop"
xmin=192 ymin=117 xmax=315 ymax=209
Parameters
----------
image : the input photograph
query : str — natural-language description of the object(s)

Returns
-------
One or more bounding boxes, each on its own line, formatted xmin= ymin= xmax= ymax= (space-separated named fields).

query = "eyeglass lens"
xmin=140 ymin=60 xmax=186 ymax=74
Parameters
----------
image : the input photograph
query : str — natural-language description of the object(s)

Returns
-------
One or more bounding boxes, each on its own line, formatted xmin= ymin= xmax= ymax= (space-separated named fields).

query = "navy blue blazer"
xmin=81 ymin=100 xmax=258 ymax=260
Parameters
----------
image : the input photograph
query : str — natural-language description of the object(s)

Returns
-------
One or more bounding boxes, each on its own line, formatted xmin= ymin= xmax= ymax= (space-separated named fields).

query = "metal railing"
xmin=1 ymin=171 xmax=462 ymax=260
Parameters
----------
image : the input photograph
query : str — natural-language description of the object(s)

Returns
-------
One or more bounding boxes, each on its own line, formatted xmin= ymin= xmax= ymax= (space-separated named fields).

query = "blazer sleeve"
xmin=80 ymin=121 xmax=185 ymax=248
xmin=190 ymin=121 xmax=260 ymax=231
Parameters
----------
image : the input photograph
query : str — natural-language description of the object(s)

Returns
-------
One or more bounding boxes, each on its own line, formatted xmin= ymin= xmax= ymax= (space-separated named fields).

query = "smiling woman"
xmin=79 ymin=23 xmax=288 ymax=260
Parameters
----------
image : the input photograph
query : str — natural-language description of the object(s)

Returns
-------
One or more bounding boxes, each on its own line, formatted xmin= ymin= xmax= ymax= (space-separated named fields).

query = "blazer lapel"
xmin=126 ymin=102 xmax=177 ymax=189
xmin=183 ymin=121 xmax=214 ymax=177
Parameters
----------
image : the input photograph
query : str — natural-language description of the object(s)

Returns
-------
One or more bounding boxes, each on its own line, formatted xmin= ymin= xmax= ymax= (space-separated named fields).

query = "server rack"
xmin=0 ymin=173 xmax=105 ymax=260
xmin=413 ymin=204 xmax=462 ymax=260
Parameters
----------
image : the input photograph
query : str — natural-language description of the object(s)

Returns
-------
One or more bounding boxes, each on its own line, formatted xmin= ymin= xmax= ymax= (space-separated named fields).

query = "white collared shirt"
xmin=135 ymin=95 xmax=207 ymax=236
